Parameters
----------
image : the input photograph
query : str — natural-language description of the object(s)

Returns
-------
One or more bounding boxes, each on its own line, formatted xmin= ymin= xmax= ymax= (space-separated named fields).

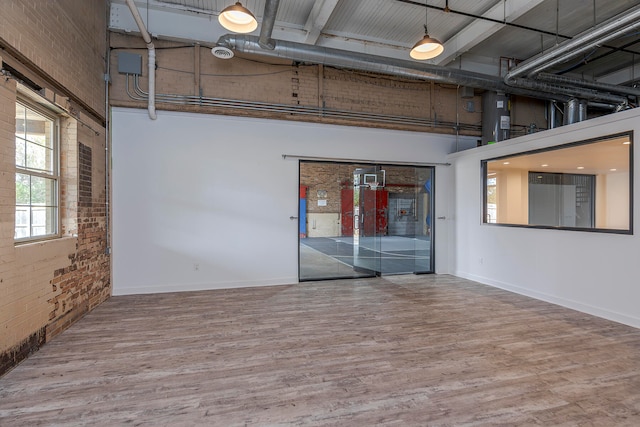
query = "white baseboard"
xmin=455 ymin=271 xmax=640 ymax=329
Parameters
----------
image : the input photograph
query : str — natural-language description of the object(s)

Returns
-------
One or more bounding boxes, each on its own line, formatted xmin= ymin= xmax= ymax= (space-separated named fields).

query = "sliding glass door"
xmin=299 ymin=161 xmax=434 ymax=281
xmin=381 ymin=165 xmax=433 ymax=274
xmin=352 ymin=166 xmax=384 ymax=275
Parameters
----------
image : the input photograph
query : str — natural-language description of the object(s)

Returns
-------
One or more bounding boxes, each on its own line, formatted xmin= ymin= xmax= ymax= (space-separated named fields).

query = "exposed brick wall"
xmin=300 ymin=163 xmax=431 ymax=215
xmin=322 ymin=67 xmax=431 ymax=118
xmin=0 ymin=70 xmax=20 ymax=366
xmin=47 ymin=126 xmax=110 ymax=341
xmin=79 ymin=143 xmax=93 ymax=205
xmin=0 ymin=0 xmax=108 ymax=119
xmin=109 ymin=33 xmax=489 ymax=136
xmin=0 ymin=1 xmax=110 ymax=376
xmin=301 ymin=163 xmax=355 ymax=214
xmin=1 ymin=84 xmax=110 ymax=376
xmin=511 ymin=96 xmax=549 ymax=136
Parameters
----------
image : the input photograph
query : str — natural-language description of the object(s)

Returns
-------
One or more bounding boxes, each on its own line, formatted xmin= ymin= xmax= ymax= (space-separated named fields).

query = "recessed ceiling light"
xmin=541 ymin=164 xmax=548 ymax=167
xmin=623 ymin=141 xmax=631 ymax=145
xmin=610 ymin=168 xmax=617 ymax=172
xmin=503 ymin=162 xmax=510 ymax=165
xmin=577 ymin=166 xmax=585 ymax=170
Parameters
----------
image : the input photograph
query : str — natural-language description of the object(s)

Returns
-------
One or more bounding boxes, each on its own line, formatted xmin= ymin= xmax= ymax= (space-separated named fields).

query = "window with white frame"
xmin=15 ymin=100 xmax=59 ymax=241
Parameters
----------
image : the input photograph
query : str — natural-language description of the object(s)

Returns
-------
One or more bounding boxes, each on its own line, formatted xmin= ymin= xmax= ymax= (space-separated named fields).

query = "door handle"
xmin=290 ymin=216 xmax=298 ymax=220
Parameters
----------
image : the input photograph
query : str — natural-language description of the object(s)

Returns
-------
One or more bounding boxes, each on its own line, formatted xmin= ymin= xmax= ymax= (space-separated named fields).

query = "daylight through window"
xmin=15 ymin=100 xmax=59 ymax=241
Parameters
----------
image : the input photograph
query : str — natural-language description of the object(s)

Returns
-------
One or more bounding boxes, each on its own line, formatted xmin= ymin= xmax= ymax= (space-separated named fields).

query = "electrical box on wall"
xmin=460 ymin=86 xmax=474 ymax=98
xmin=117 ymin=52 xmax=142 ymax=75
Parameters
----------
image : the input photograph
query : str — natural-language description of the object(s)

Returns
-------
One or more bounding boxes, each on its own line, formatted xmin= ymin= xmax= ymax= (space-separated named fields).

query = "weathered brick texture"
xmin=301 ymin=163 xmax=430 ymax=215
xmin=109 ymin=33 xmax=487 ymax=136
xmin=0 ymin=0 xmax=108 ymax=119
xmin=0 ymin=1 xmax=110 ymax=376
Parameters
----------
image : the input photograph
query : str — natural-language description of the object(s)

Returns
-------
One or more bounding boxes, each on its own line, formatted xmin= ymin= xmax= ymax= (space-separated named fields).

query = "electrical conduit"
xmin=125 ymin=0 xmax=157 ymax=120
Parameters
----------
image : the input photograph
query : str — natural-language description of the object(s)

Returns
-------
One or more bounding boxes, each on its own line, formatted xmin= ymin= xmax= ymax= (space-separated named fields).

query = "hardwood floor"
xmin=2 ymin=274 xmax=640 ymax=426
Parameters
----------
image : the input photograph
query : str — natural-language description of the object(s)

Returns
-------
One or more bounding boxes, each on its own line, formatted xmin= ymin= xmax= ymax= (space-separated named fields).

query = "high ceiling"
xmin=109 ymin=0 xmax=640 ymax=100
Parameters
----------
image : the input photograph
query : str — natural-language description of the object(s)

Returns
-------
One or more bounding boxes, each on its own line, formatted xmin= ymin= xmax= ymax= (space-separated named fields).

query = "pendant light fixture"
xmin=410 ymin=2 xmax=444 ymax=60
xmin=218 ymin=2 xmax=258 ymax=33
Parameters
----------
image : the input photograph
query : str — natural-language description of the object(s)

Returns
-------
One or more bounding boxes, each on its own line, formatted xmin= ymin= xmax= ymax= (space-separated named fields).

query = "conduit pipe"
xmin=505 ymin=4 xmax=640 ymax=81
xmin=258 ymin=0 xmax=280 ymax=50
xmin=125 ymin=0 xmax=157 ymax=120
xmin=125 ymin=74 xmax=482 ymax=131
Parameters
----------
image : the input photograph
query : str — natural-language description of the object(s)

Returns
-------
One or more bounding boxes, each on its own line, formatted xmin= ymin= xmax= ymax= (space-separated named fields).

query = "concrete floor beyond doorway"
xmin=300 ymin=236 xmax=431 ymax=280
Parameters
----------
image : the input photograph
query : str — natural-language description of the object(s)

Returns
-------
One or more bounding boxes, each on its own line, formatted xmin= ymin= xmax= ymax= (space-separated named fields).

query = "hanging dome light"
xmin=218 ymin=2 xmax=258 ymax=33
xmin=410 ymin=2 xmax=444 ymax=60
xmin=410 ymin=34 xmax=444 ymax=60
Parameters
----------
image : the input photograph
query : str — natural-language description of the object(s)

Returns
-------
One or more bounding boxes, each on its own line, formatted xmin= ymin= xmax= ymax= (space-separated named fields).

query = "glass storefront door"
xmin=352 ymin=167 xmax=385 ymax=275
xmin=299 ymin=161 xmax=434 ymax=281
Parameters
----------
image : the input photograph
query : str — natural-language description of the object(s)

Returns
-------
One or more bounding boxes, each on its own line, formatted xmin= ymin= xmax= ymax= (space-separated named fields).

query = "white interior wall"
xmin=450 ymin=107 xmax=639 ymax=328
xmin=605 ymin=172 xmax=630 ymax=229
xmin=111 ymin=108 xmax=475 ymax=295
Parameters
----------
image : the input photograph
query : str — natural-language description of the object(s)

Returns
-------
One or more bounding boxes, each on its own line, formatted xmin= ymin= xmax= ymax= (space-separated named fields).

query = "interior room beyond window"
xmin=482 ymin=132 xmax=633 ymax=234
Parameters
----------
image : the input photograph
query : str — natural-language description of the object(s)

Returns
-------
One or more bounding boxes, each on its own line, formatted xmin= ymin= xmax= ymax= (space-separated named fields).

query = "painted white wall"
xmin=605 ymin=172 xmax=630 ymax=229
xmin=450 ymin=107 xmax=639 ymax=327
xmin=111 ymin=108 xmax=475 ymax=295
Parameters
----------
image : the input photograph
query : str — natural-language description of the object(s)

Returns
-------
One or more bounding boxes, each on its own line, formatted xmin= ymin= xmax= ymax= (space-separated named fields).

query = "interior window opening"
xmin=482 ymin=132 xmax=633 ymax=234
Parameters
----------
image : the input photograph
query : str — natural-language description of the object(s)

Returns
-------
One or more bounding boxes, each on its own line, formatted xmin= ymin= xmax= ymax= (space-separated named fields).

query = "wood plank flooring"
xmin=2 ymin=274 xmax=640 ymax=426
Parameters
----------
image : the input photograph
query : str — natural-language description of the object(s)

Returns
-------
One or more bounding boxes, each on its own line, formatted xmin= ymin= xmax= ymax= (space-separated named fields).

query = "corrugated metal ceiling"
xmin=124 ymin=0 xmax=640 ymax=84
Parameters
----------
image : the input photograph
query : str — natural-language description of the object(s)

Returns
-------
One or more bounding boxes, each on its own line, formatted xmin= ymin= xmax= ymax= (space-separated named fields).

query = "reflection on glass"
xmin=29 ymin=176 xmax=56 ymax=205
xmin=483 ymin=133 xmax=632 ymax=232
xmin=299 ymin=161 xmax=434 ymax=281
xmin=15 ymin=102 xmax=55 ymax=175
xmin=15 ymin=101 xmax=58 ymax=241
xmin=16 ymin=173 xmax=31 ymax=204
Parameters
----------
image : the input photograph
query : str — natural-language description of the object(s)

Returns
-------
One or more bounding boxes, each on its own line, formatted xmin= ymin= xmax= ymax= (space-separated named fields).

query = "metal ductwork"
xmin=217 ymin=34 xmax=573 ymax=103
xmin=505 ymin=4 xmax=640 ymax=80
xmin=563 ymin=98 xmax=589 ymax=125
xmin=217 ymin=34 xmax=630 ymax=106
xmin=536 ymin=72 xmax=640 ymax=98
xmin=258 ymin=0 xmax=280 ymax=50
xmin=505 ymin=76 xmax=627 ymax=105
xmin=504 ymin=3 xmax=640 ymax=106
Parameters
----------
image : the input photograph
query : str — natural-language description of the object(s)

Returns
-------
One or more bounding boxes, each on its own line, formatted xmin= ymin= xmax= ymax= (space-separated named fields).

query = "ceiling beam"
xmin=303 ymin=0 xmax=340 ymax=45
xmin=597 ymin=65 xmax=640 ymax=86
xmin=435 ymin=0 xmax=545 ymax=66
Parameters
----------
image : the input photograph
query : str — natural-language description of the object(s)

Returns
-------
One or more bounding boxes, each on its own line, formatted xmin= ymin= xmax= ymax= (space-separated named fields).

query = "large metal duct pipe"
xmin=564 ymin=99 xmax=578 ymax=125
xmin=548 ymin=101 xmax=557 ymax=129
xmin=259 ymin=0 xmax=280 ymax=50
xmin=217 ymin=35 xmax=629 ymax=105
xmin=537 ymin=72 xmax=640 ymax=98
xmin=218 ymin=34 xmax=576 ymax=102
xmin=563 ymin=98 xmax=590 ymax=125
xmin=578 ymin=99 xmax=588 ymax=122
xmin=505 ymin=76 xmax=626 ymax=105
xmin=505 ymin=4 xmax=640 ymax=81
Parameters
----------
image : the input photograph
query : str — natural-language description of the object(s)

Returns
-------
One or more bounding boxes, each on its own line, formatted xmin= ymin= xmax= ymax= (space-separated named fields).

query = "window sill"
xmin=15 ymin=235 xmax=78 ymax=250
